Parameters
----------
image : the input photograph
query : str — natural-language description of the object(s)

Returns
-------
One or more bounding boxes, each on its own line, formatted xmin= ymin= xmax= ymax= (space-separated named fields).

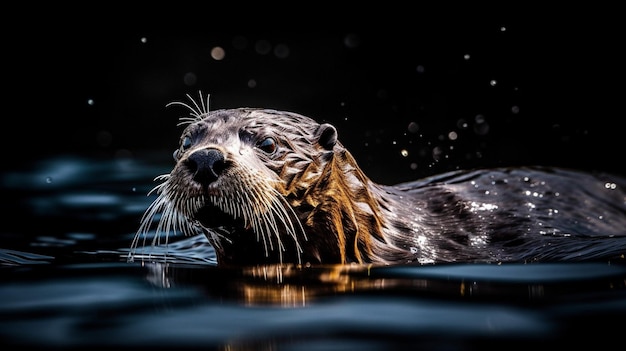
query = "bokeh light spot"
xmin=274 ymin=44 xmax=290 ymax=58
xmin=211 ymin=46 xmax=225 ymax=60
xmin=255 ymin=40 xmax=271 ymax=55
xmin=184 ymin=72 xmax=197 ymax=86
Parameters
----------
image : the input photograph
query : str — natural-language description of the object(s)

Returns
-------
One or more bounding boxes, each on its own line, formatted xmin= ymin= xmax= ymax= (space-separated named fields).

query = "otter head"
xmin=132 ymin=93 xmax=354 ymax=265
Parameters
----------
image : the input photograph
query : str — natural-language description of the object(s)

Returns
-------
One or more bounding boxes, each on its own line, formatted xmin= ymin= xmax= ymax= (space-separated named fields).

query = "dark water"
xmin=2 ymin=156 xmax=626 ymax=350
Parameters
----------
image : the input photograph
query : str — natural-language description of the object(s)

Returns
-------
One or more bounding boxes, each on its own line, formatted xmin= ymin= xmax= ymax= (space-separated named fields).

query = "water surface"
xmin=2 ymin=155 xmax=625 ymax=350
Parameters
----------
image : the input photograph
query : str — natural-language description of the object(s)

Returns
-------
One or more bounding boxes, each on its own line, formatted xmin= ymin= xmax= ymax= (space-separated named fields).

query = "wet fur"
xmin=130 ymin=94 xmax=626 ymax=266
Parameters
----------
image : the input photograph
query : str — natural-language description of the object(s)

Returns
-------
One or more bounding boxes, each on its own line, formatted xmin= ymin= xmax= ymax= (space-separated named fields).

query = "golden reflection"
xmin=142 ymin=262 xmax=417 ymax=306
xmin=141 ymin=261 xmax=626 ymax=307
xmin=236 ymin=264 xmax=384 ymax=306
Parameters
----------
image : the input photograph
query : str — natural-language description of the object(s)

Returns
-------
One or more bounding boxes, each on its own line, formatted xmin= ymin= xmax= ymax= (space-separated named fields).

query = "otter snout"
xmin=185 ymin=148 xmax=226 ymax=185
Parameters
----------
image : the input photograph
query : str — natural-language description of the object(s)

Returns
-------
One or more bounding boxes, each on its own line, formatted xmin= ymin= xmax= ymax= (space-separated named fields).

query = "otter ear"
xmin=316 ymin=123 xmax=338 ymax=150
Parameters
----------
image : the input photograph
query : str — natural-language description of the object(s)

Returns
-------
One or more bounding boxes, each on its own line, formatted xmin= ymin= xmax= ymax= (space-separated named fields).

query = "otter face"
xmin=131 ymin=101 xmax=339 ymax=265
xmin=171 ymin=108 xmax=338 ymax=224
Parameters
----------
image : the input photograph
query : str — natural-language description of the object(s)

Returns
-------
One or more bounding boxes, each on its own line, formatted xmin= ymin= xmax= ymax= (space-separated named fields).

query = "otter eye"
xmin=257 ymin=137 xmax=277 ymax=154
xmin=181 ymin=136 xmax=192 ymax=150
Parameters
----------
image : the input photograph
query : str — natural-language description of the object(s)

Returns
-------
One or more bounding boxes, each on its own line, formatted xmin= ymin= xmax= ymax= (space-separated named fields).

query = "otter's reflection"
xmin=142 ymin=262 xmax=389 ymax=306
xmin=140 ymin=260 xmax=626 ymax=307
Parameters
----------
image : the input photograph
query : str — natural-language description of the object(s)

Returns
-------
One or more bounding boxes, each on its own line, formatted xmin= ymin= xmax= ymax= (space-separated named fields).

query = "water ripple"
xmin=0 ymin=249 xmax=54 ymax=265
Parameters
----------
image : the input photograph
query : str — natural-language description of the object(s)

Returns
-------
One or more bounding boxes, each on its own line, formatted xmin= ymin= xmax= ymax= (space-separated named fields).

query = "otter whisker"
xmin=197 ymin=91 xmax=210 ymax=116
xmin=177 ymin=117 xmax=198 ymax=127
xmin=235 ymin=179 xmax=305 ymax=264
xmin=184 ymin=92 xmax=209 ymax=118
xmin=249 ymin=183 xmax=280 ymax=256
xmin=270 ymin=197 xmax=301 ymax=263
xmin=185 ymin=93 xmax=203 ymax=115
xmin=129 ymin=190 xmax=170 ymax=261
xmin=252 ymin=203 xmax=273 ymax=256
xmin=271 ymin=187 xmax=306 ymax=243
xmin=168 ymin=100 xmax=199 ymax=114
xmin=197 ymin=226 xmax=231 ymax=252
xmin=269 ymin=192 xmax=306 ymax=262
xmin=229 ymin=185 xmax=260 ymax=240
xmin=129 ymin=172 xmax=210 ymax=263
xmin=153 ymin=205 xmax=173 ymax=251
xmin=258 ymin=210 xmax=278 ymax=258
xmin=231 ymin=169 xmax=307 ymax=264
xmin=238 ymin=189 xmax=254 ymax=229
xmin=258 ymin=198 xmax=284 ymax=251
xmin=167 ymin=91 xmax=211 ymax=124
xmin=233 ymin=183 xmax=274 ymax=258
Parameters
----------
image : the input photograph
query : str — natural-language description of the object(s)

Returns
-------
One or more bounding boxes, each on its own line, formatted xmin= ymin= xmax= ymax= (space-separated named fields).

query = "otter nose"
xmin=186 ymin=148 xmax=226 ymax=185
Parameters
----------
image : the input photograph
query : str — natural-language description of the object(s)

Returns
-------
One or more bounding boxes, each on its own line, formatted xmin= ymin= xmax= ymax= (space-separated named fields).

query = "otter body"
xmin=132 ymin=98 xmax=626 ymax=266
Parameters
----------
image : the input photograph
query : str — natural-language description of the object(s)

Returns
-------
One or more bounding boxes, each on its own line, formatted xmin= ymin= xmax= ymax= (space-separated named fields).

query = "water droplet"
xmin=511 ymin=105 xmax=520 ymax=114
xmin=489 ymin=79 xmax=497 ymax=86
xmin=87 ymin=99 xmax=94 ymax=106
xmin=448 ymin=131 xmax=458 ymax=140
xmin=45 ymin=176 xmax=53 ymax=184
xmin=605 ymin=182 xmax=617 ymax=189
xmin=400 ymin=149 xmax=408 ymax=157
xmin=248 ymin=79 xmax=257 ymax=88
xmin=500 ymin=26 xmax=507 ymax=32
xmin=132 ymin=187 xmax=137 ymax=192
xmin=407 ymin=121 xmax=419 ymax=133
xmin=464 ymin=54 xmax=471 ymax=60
xmin=410 ymin=163 xmax=418 ymax=170
xmin=140 ymin=37 xmax=147 ymax=44
xmin=410 ymin=247 xmax=418 ymax=254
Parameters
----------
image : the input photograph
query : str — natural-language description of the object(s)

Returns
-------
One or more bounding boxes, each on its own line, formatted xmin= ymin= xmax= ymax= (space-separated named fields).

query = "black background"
xmin=4 ymin=8 xmax=624 ymax=185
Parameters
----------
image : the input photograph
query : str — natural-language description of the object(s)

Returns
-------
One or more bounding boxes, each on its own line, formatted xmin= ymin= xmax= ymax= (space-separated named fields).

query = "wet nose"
xmin=185 ymin=148 xmax=226 ymax=185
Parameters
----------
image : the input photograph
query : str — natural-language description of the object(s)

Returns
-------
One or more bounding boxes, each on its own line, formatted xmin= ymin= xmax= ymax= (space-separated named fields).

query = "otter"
xmin=129 ymin=94 xmax=626 ymax=266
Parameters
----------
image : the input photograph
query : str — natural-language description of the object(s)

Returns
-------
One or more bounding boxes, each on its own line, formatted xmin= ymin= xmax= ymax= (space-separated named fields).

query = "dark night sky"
xmin=4 ymin=10 xmax=625 ymax=184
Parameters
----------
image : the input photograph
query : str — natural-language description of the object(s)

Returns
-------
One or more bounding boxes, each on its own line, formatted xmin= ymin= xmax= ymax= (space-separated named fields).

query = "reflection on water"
xmin=3 ymin=259 xmax=626 ymax=349
xmin=141 ymin=260 xmax=626 ymax=307
xmin=1 ymin=155 xmax=626 ymax=349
